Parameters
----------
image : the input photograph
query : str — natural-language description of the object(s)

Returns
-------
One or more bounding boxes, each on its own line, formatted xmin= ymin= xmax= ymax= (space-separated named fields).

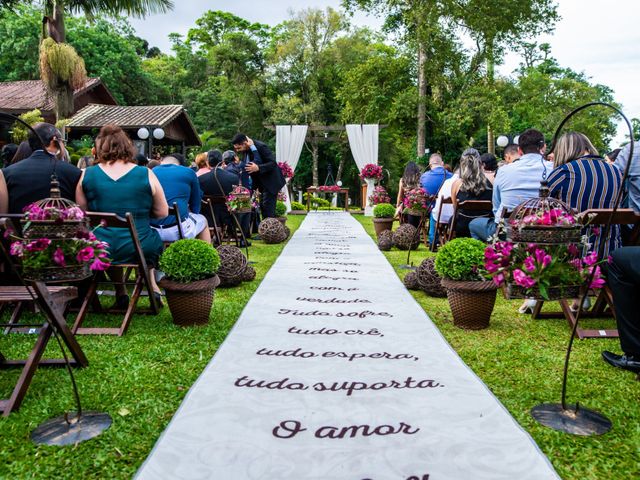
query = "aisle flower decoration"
xmin=10 ymin=203 xmax=111 ymax=279
xmin=368 ymin=186 xmax=391 ymax=206
xmin=359 ymin=163 xmax=383 ymax=181
xmin=278 ymin=162 xmax=294 ymax=180
xmin=510 ymin=208 xmax=578 ymax=229
xmin=403 ymin=187 xmax=432 ymax=215
xmin=227 ymin=185 xmax=252 ymax=212
xmin=277 ymin=190 xmax=287 ymax=201
xmin=317 ymin=185 xmax=341 ymax=193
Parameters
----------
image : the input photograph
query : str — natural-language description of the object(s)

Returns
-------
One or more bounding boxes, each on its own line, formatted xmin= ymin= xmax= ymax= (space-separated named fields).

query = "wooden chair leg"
xmin=71 ymin=275 xmax=99 ymax=334
xmin=4 ymin=301 xmax=25 ymax=334
xmin=119 ymin=276 xmax=143 ymax=336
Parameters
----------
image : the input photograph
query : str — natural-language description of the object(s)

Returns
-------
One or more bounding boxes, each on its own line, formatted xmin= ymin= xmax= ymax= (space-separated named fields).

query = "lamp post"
xmin=138 ymin=126 xmax=165 ymax=158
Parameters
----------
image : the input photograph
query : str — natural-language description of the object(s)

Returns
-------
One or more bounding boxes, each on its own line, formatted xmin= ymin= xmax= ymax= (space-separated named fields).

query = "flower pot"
xmin=159 ymin=275 xmax=221 ymax=326
xmin=441 ymin=279 xmax=498 ymax=330
xmin=372 ymin=217 xmax=394 ymax=236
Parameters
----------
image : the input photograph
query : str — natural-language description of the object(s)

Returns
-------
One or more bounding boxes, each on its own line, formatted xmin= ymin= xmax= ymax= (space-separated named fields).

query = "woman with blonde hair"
xmin=548 ymin=132 xmax=622 ymax=255
xmin=450 ymin=148 xmax=493 ymax=238
xmin=194 ymin=152 xmax=211 ymax=176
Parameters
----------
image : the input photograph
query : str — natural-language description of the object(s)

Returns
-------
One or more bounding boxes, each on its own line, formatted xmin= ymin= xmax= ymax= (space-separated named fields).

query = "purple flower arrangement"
xmin=226 ymin=185 xmax=252 ymax=212
xmin=368 ymin=186 xmax=391 ymax=206
xmin=359 ymin=163 xmax=383 ymax=181
xmin=278 ymin=162 xmax=294 ymax=180
xmin=10 ymin=203 xmax=111 ymax=275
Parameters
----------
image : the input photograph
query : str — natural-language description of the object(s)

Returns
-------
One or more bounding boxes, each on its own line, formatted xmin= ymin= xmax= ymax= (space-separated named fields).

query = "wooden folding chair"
xmin=71 ymin=212 xmax=159 ymax=336
xmin=431 ymin=197 xmax=453 ymax=251
xmin=161 ymin=203 xmax=186 ymax=249
xmin=0 ymin=218 xmax=88 ymax=415
xmin=531 ymin=208 xmax=640 ymax=339
xmin=448 ymin=200 xmax=494 ymax=241
xmin=201 ymin=197 xmax=223 ymax=246
xmin=203 ymin=195 xmax=241 ymax=246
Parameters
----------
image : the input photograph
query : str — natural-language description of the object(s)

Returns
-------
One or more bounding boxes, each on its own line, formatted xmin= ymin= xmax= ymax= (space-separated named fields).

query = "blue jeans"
xmin=469 ymin=217 xmax=496 ymax=241
xmin=428 ymin=212 xmax=436 ymax=244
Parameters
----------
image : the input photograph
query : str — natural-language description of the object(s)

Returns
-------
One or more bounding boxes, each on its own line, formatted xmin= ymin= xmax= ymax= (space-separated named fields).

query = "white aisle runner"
xmin=137 ymin=212 xmax=558 ymax=480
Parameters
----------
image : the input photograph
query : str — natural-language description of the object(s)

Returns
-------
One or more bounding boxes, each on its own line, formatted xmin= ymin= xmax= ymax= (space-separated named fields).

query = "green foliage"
xmin=435 ymin=237 xmax=487 ymax=281
xmin=290 ymin=201 xmax=306 ymax=211
xmin=10 ymin=109 xmax=44 ymax=143
xmin=373 ymin=203 xmax=395 ymax=218
xmin=303 ymin=193 xmax=331 ymax=207
xmin=275 ymin=201 xmax=287 ymax=217
xmin=317 ymin=206 xmax=343 ymax=210
xmin=159 ymin=239 xmax=220 ymax=283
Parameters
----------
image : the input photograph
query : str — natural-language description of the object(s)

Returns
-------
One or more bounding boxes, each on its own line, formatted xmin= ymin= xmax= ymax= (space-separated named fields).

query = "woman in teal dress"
xmin=76 ymin=124 xmax=168 ymax=303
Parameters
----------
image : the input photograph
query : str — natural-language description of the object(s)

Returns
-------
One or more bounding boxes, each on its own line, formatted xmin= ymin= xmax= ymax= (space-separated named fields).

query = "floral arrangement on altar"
xmin=368 ymin=186 xmax=391 ymax=206
xmin=402 ymin=187 xmax=431 ymax=214
xmin=359 ymin=163 xmax=383 ymax=181
xmin=510 ymin=208 xmax=577 ymax=229
xmin=227 ymin=185 xmax=252 ymax=212
xmin=278 ymin=162 xmax=294 ymax=180
xmin=317 ymin=185 xmax=341 ymax=193
xmin=9 ymin=204 xmax=111 ymax=279
xmin=484 ymin=241 xmax=606 ymax=299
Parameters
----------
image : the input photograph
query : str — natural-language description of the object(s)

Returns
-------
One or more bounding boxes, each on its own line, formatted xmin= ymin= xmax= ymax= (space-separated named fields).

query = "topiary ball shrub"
xmin=435 ymin=237 xmax=487 ymax=281
xmin=159 ymin=239 xmax=220 ymax=283
xmin=417 ymin=257 xmax=447 ymax=297
xmin=290 ymin=201 xmax=306 ymax=211
xmin=378 ymin=230 xmax=394 ymax=251
xmin=275 ymin=200 xmax=287 ymax=217
xmin=404 ymin=271 xmax=420 ymax=290
xmin=373 ymin=203 xmax=395 ymax=218
xmin=259 ymin=218 xmax=286 ymax=244
xmin=216 ymin=245 xmax=248 ymax=287
xmin=393 ymin=224 xmax=419 ymax=250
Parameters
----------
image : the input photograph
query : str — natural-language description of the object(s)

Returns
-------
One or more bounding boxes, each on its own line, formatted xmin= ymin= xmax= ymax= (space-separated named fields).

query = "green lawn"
xmin=1 ymin=213 xmax=637 ymax=479
xmin=354 ymin=215 xmax=640 ymax=480
xmin=0 ymin=215 xmax=304 ymax=480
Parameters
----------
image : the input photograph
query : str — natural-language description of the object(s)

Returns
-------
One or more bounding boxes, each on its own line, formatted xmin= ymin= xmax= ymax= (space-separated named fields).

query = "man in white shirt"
xmin=469 ymin=129 xmax=553 ymax=241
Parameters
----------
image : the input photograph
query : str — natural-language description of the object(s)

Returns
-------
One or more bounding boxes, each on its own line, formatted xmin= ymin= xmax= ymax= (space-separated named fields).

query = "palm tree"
xmin=39 ymin=0 xmax=174 ymax=119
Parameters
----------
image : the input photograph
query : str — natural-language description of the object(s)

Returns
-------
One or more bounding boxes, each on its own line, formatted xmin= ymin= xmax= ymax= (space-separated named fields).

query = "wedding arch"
xmin=275 ymin=124 xmax=379 ymax=214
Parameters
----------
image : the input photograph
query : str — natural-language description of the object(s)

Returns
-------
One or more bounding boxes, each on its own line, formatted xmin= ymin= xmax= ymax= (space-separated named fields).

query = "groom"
xmin=231 ymin=133 xmax=285 ymax=219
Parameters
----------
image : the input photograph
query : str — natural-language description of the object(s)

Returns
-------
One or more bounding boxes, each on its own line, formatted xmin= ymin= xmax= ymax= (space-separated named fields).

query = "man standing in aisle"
xmin=231 ymin=133 xmax=285 ymax=219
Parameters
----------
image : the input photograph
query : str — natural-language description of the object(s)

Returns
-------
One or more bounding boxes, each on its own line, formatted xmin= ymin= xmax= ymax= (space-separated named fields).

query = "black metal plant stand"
xmin=530 ymin=102 xmax=634 ymax=436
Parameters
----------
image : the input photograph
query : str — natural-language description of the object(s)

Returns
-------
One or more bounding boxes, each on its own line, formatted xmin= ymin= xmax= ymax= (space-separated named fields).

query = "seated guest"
xmin=0 ymin=170 xmax=7 ymax=213
xmin=223 ymin=150 xmax=250 ymax=188
xmin=3 ymin=123 xmax=80 ymax=213
xmin=431 ymin=168 xmax=459 ymax=235
xmin=602 ymin=246 xmax=640 ymax=373
xmin=480 ymin=152 xmax=498 ymax=184
xmin=469 ymin=128 xmax=553 ymax=241
xmin=1 ymin=143 xmax=17 ymax=168
xmin=77 ymin=155 xmax=94 ymax=170
xmin=75 ymin=124 xmax=167 ymax=304
xmin=615 ymin=140 xmax=639 ymax=213
xmin=604 ymin=148 xmax=621 ymax=164
xmin=503 ymin=144 xmax=520 ymax=164
xmin=547 ymin=132 xmax=622 ymax=255
xmin=451 ymin=149 xmax=493 ymax=238
xmin=195 ymin=152 xmax=212 ymax=177
xmin=420 ymin=153 xmax=452 ymax=195
xmin=395 ymin=161 xmax=422 ymax=228
xmin=151 ymin=155 xmax=211 ymax=243
xmin=199 ymin=153 xmax=251 ymax=245
xmin=147 ymin=159 xmax=160 ymax=169
xmin=10 ymin=141 xmax=33 ymax=165
xmin=135 ymin=153 xmax=149 ymax=167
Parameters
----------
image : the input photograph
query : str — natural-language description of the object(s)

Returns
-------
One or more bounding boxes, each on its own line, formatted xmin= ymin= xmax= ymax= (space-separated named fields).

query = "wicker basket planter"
xmin=504 ymin=283 xmax=581 ymax=301
xmin=506 ymin=225 xmax=581 ymax=244
xmin=372 ymin=217 xmax=394 ymax=236
xmin=441 ymin=279 xmax=498 ymax=330
xmin=159 ymin=275 xmax=221 ymax=326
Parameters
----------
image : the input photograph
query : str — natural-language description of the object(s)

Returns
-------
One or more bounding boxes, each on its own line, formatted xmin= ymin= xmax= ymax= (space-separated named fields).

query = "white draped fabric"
xmin=276 ymin=125 xmax=308 ymax=212
xmin=346 ymin=124 xmax=379 ymax=215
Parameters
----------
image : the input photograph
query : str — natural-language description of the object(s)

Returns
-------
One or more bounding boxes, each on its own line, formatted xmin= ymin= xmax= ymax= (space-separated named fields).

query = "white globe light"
xmin=496 ymin=135 xmax=509 ymax=148
xmin=336 ymin=180 xmax=343 ymax=187
xmin=153 ymin=128 xmax=165 ymax=140
xmin=513 ymin=135 xmax=520 ymax=145
xmin=137 ymin=128 xmax=149 ymax=140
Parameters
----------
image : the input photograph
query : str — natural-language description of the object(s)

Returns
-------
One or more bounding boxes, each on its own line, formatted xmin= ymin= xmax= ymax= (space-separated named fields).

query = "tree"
xmin=37 ymin=0 xmax=173 ymax=119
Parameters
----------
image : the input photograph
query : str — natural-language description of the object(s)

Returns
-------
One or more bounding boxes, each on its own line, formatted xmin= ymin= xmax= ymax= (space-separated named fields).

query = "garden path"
xmin=136 ymin=212 xmax=559 ymax=480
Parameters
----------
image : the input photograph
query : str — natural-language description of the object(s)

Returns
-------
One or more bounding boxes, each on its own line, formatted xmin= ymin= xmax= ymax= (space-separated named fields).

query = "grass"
xmin=0 ymin=215 xmax=304 ymax=480
xmin=1 ymin=213 xmax=637 ymax=480
xmin=354 ymin=215 xmax=640 ymax=480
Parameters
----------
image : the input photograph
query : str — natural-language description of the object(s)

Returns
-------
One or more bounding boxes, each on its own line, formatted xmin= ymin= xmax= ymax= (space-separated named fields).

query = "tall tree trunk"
xmin=45 ymin=2 xmax=72 ymax=121
xmin=416 ymin=42 xmax=427 ymax=158
xmin=47 ymin=2 xmax=65 ymax=43
xmin=486 ymin=39 xmax=495 ymax=154
xmin=311 ymin=137 xmax=319 ymax=187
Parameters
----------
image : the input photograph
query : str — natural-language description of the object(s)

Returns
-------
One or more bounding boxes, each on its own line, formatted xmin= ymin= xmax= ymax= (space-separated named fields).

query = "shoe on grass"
xmin=601 ymin=351 xmax=640 ymax=373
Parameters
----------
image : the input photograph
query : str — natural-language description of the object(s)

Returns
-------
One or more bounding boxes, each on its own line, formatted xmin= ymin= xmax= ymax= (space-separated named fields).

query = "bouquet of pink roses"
xmin=227 ymin=185 xmax=252 ymax=212
xmin=278 ymin=162 xmax=294 ymax=180
xmin=368 ymin=186 xmax=391 ymax=206
xmin=359 ymin=163 xmax=383 ymax=181
xmin=317 ymin=185 xmax=341 ymax=193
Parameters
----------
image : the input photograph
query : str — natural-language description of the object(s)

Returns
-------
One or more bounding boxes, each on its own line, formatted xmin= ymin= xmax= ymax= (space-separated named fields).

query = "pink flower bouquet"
xmin=227 ymin=185 xmax=252 ymax=212
xmin=278 ymin=162 xmax=294 ymax=180
xmin=368 ymin=186 xmax=391 ymax=206
xmin=359 ymin=163 xmax=383 ymax=181
xmin=317 ymin=185 xmax=341 ymax=193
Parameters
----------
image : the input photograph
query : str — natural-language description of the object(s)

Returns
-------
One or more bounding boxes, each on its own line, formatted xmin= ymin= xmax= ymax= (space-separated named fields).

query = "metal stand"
xmin=531 ymin=101 xmax=634 ymax=436
xmin=32 ymin=411 xmax=112 ymax=446
xmin=398 ymin=211 xmax=427 ymax=270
